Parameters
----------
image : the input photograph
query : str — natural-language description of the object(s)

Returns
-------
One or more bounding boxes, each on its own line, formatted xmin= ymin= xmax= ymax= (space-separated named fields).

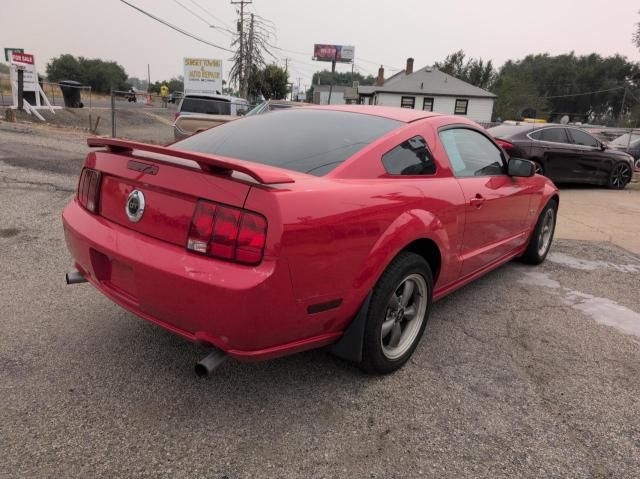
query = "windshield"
xmin=610 ymin=133 xmax=640 ymax=148
xmin=172 ymin=109 xmax=403 ymax=176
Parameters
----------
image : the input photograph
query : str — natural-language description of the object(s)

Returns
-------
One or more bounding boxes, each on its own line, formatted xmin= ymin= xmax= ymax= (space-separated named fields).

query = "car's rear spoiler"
xmin=86 ymin=137 xmax=295 ymax=185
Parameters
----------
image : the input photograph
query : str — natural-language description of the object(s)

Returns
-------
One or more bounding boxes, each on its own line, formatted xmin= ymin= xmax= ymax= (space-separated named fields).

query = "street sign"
xmin=4 ymin=48 xmax=24 ymax=62
xmin=183 ymin=57 xmax=223 ymax=95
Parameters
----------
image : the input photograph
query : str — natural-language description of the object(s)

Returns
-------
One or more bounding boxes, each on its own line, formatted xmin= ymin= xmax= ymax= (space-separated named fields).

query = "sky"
xmin=2 ymin=0 xmax=639 ymax=92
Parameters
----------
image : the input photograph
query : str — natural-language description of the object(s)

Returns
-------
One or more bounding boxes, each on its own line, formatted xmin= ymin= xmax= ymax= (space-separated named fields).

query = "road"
xmin=1 ymin=122 xmax=640 ymax=478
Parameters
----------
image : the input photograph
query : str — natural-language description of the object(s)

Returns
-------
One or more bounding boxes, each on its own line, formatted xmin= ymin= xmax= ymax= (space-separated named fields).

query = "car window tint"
xmin=569 ymin=129 xmax=599 ymax=147
xmin=181 ymin=97 xmax=231 ymax=115
xmin=439 ymin=128 xmax=505 ymax=177
xmin=382 ymin=136 xmax=436 ymax=175
xmin=487 ymin=124 xmax=531 ymax=138
xmin=173 ymin=109 xmax=402 ymax=176
xmin=533 ymin=127 xmax=569 ymax=143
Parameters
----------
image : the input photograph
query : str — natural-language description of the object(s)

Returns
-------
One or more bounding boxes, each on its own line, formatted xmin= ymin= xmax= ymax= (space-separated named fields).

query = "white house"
xmin=358 ymin=58 xmax=496 ymax=123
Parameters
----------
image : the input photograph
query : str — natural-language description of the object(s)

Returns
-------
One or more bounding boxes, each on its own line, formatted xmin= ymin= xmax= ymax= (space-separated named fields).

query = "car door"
xmin=439 ymin=126 xmax=534 ymax=277
xmin=529 ymin=127 xmax=576 ymax=180
xmin=566 ymin=128 xmax=610 ymax=183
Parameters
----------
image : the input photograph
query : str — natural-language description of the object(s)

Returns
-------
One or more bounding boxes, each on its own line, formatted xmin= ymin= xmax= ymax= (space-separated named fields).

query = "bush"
xmin=46 ymin=54 xmax=129 ymax=94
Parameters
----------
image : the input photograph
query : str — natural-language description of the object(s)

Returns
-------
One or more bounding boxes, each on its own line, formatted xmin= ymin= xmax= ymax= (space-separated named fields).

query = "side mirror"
xmin=508 ymin=158 xmax=535 ymax=177
xmin=600 ymin=142 xmax=608 ymax=151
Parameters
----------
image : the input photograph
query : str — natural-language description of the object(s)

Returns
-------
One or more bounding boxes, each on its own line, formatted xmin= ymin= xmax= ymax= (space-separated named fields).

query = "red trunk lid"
xmin=90 ymin=150 xmax=251 ymax=247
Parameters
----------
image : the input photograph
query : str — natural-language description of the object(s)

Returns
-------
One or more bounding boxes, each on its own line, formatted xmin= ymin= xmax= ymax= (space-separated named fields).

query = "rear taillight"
xmin=495 ymin=138 xmax=515 ymax=156
xmin=77 ymin=168 xmax=102 ymax=213
xmin=187 ymin=200 xmax=267 ymax=265
xmin=174 ymin=112 xmax=180 ymax=120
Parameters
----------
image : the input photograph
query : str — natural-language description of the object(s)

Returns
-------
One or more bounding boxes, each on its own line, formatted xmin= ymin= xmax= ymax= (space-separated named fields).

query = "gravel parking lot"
xmin=1 ymin=122 xmax=639 ymax=478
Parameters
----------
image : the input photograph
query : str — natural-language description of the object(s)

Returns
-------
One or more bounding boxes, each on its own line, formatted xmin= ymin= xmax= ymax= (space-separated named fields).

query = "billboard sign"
xmin=10 ymin=52 xmax=38 ymax=92
xmin=313 ymin=44 xmax=354 ymax=64
xmin=183 ymin=57 xmax=223 ymax=95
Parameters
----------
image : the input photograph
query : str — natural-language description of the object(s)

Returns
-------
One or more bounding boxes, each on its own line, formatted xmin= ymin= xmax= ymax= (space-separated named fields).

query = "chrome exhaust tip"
xmin=65 ymin=271 xmax=87 ymax=285
xmin=195 ymin=348 xmax=228 ymax=377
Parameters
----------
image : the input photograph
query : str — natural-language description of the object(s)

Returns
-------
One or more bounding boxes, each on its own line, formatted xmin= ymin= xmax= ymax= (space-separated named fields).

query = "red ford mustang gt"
xmin=62 ymin=105 xmax=559 ymax=375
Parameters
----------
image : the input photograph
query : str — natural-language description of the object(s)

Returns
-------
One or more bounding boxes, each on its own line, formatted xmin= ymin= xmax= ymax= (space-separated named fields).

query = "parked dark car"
xmin=609 ymin=132 xmax=640 ymax=169
xmin=488 ymin=123 xmax=634 ymax=189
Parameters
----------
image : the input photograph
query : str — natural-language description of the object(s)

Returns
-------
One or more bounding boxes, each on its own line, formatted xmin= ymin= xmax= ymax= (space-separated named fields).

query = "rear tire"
xmin=360 ymin=252 xmax=433 ymax=374
xmin=608 ymin=162 xmax=632 ymax=189
xmin=520 ymin=199 xmax=557 ymax=265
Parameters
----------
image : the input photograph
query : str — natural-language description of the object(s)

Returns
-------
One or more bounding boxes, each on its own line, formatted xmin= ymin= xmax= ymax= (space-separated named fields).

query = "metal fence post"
xmin=17 ymin=69 xmax=24 ymax=110
xmin=110 ymin=89 xmax=116 ymax=137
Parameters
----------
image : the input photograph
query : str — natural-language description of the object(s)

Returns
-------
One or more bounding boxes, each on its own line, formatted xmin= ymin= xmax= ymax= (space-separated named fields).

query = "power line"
xmin=119 ymin=0 xmax=233 ymax=52
xmin=542 ymin=86 xmax=626 ymax=99
xmin=187 ymin=0 xmax=235 ymax=30
xmin=171 ymin=0 xmax=235 ymax=38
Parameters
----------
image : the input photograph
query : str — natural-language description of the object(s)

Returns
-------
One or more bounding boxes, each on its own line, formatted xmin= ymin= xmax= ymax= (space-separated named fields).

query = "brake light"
xmin=174 ymin=112 xmax=180 ymax=120
xmin=495 ymin=138 xmax=515 ymax=156
xmin=187 ymin=200 xmax=267 ymax=265
xmin=77 ymin=168 xmax=102 ymax=213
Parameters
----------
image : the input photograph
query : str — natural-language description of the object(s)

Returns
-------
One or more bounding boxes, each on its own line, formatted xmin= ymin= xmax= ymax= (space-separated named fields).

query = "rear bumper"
xmin=62 ymin=200 xmax=340 ymax=360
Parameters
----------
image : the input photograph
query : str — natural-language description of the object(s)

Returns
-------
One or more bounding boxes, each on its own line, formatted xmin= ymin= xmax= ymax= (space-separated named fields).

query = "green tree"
xmin=492 ymin=52 xmax=640 ymax=123
xmin=434 ymin=50 xmax=495 ymax=89
xmin=248 ymin=64 xmax=288 ymax=100
xmin=311 ymin=70 xmax=376 ymax=87
xmin=46 ymin=54 xmax=128 ymax=93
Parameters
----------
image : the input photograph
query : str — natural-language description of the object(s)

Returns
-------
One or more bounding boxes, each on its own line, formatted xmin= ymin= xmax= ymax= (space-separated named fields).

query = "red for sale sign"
xmin=11 ymin=52 xmax=34 ymax=65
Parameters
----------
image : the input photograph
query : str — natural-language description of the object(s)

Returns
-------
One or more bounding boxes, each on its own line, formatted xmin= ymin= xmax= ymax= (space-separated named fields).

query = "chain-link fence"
xmin=107 ymin=91 xmax=255 ymax=144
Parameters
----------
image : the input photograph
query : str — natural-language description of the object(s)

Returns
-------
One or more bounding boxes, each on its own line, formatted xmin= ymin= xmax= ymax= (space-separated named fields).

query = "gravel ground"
xmin=1 ymin=124 xmax=640 ymax=478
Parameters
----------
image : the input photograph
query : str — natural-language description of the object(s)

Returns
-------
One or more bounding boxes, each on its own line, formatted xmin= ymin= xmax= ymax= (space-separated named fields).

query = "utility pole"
xmin=619 ymin=86 xmax=628 ymax=126
xmin=147 ymin=64 xmax=151 ymax=91
xmin=231 ymin=0 xmax=252 ymax=98
xmin=246 ymin=13 xmax=254 ymax=100
xmin=297 ymin=77 xmax=301 ymax=101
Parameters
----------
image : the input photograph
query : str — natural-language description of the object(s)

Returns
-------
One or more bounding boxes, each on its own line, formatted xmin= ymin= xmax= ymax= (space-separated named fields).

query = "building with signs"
xmin=358 ymin=58 xmax=496 ymax=123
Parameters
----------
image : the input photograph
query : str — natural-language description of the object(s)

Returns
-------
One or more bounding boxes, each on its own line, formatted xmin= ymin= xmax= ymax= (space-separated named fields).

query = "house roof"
xmin=359 ymin=66 xmax=496 ymax=98
xmin=306 ymin=104 xmax=442 ymax=123
xmin=312 ymin=84 xmax=350 ymax=92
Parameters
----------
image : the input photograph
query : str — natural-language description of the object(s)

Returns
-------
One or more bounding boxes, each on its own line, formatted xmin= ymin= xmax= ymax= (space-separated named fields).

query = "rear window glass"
xmin=531 ymin=128 xmax=569 ymax=143
xmin=172 ymin=109 xmax=403 ymax=176
xmin=610 ymin=133 xmax=640 ymax=148
xmin=487 ymin=124 xmax=533 ymax=139
xmin=180 ymin=96 xmax=231 ymax=115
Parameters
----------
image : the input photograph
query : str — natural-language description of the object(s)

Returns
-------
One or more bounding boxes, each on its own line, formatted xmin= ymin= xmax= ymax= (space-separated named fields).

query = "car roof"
xmin=306 ymin=104 xmax=442 ymax=123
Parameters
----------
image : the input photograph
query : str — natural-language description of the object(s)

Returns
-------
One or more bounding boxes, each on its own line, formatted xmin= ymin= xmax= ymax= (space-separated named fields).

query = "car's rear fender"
xmin=351 ymin=208 xmax=454 ymax=300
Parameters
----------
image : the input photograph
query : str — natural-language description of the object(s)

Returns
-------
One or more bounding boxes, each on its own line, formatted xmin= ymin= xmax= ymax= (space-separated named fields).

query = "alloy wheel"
xmin=611 ymin=163 xmax=631 ymax=189
xmin=537 ymin=208 xmax=555 ymax=256
xmin=380 ymin=274 xmax=428 ymax=360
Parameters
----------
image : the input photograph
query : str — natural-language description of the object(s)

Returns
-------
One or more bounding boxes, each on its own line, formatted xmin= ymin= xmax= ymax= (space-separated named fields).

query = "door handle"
xmin=469 ymin=194 xmax=485 ymax=208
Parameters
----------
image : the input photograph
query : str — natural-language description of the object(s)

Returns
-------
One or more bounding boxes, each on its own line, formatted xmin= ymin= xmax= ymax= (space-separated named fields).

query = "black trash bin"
xmin=59 ymin=80 xmax=84 ymax=108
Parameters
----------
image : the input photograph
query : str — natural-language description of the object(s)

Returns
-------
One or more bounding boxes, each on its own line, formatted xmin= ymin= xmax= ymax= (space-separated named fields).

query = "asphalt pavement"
xmin=1 ymin=123 xmax=640 ymax=478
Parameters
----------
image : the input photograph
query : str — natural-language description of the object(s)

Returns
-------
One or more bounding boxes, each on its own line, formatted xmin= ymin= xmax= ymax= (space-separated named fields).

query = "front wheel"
xmin=608 ymin=162 xmax=632 ymax=189
xmin=360 ymin=252 xmax=433 ymax=374
xmin=520 ymin=199 xmax=557 ymax=265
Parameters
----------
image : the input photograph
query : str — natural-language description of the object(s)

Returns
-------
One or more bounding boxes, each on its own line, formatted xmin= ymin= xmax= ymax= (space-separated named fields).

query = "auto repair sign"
xmin=183 ymin=58 xmax=223 ymax=95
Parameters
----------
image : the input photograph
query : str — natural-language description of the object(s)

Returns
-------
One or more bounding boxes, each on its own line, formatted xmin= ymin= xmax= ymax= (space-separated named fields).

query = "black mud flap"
xmin=326 ymin=292 xmax=372 ymax=363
